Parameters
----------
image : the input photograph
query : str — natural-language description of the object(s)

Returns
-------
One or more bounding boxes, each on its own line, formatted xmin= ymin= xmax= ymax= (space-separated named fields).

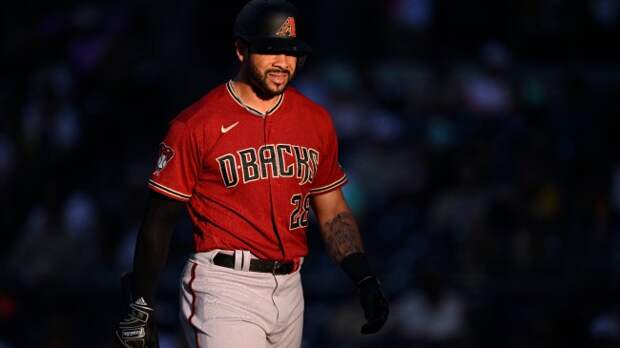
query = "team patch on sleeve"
xmin=152 ymin=142 xmax=175 ymax=176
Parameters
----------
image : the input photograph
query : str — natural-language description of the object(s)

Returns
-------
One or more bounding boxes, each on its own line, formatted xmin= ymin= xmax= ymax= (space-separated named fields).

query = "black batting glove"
xmin=115 ymin=273 xmax=159 ymax=348
xmin=357 ymin=276 xmax=389 ymax=334
xmin=115 ymin=298 xmax=159 ymax=348
xmin=340 ymin=253 xmax=390 ymax=334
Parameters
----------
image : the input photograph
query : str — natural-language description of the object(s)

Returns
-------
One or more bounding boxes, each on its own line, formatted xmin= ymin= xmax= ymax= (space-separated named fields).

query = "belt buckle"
xmin=272 ymin=261 xmax=280 ymax=274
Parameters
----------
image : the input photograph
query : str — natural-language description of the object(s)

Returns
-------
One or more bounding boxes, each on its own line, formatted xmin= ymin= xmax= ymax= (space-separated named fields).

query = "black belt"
xmin=213 ymin=253 xmax=295 ymax=275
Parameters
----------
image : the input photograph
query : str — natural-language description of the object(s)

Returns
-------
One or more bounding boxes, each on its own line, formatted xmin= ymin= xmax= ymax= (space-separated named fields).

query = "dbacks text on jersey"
xmin=216 ymin=144 xmax=319 ymax=188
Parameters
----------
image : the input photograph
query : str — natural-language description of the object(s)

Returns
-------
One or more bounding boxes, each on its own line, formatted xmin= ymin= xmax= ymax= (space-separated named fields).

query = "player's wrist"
xmin=129 ymin=272 xmax=157 ymax=305
xmin=340 ymin=252 xmax=374 ymax=286
xmin=122 ymin=272 xmax=157 ymax=307
xmin=133 ymin=289 xmax=156 ymax=307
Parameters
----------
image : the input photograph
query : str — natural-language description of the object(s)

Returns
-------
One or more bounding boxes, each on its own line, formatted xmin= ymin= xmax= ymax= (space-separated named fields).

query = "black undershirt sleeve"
xmin=132 ymin=191 xmax=186 ymax=304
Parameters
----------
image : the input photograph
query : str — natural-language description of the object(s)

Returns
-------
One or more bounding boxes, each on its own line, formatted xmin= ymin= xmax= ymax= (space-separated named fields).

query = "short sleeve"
xmin=147 ymin=121 xmax=201 ymax=201
xmin=309 ymin=117 xmax=347 ymax=195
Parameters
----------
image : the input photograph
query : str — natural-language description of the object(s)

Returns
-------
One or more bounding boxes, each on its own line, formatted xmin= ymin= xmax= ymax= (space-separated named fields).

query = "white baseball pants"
xmin=180 ymin=250 xmax=304 ymax=348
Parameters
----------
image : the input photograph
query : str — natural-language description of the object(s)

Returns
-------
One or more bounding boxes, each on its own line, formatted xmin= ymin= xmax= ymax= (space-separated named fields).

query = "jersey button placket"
xmin=264 ymin=114 xmax=286 ymax=259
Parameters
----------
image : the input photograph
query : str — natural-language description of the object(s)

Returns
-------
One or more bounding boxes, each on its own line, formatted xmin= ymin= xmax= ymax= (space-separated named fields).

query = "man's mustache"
xmin=266 ymin=69 xmax=291 ymax=75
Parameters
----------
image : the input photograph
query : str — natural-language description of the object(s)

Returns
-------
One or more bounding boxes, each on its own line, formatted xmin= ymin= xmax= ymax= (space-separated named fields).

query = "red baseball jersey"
xmin=148 ymin=81 xmax=347 ymax=261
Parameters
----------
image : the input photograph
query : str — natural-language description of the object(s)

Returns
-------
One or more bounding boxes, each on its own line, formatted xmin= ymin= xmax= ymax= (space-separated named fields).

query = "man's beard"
xmin=245 ymin=61 xmax=295 ymax=100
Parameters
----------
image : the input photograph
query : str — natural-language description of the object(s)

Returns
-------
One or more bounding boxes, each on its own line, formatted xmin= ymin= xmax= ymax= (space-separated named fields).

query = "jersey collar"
xmin=226 ymin=80 xmax=284 ymax=117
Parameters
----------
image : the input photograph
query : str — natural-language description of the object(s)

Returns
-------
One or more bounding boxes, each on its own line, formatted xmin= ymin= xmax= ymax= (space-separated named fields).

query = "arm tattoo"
xmin=321 ymin=211 xmax=364 ymax=263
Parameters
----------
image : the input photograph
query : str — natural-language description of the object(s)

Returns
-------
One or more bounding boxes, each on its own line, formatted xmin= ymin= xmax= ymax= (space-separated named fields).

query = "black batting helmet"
xmin=233 ymin=0 xmax=312 ymax=57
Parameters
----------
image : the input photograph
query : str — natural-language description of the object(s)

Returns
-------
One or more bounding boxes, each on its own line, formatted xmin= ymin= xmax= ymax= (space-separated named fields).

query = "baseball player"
xmin=114 ymin=1 xmax=389 ymax=347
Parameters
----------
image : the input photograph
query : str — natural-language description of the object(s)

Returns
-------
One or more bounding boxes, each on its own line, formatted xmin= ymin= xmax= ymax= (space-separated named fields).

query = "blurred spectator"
xmin=393 ymin=269 xmax=467 ymax=347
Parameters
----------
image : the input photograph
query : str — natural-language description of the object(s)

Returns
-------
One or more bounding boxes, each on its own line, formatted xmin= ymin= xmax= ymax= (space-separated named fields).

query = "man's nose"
xmin=273 ymin=54 xmax=289 ymax=69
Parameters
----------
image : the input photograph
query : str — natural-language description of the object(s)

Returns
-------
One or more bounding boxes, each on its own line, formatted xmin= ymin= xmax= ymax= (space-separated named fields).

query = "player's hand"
xmin=357 ymin=276 xmax=389 ymax=334
xmin=115 ymin=297 xmax=159 ymax=348
xmin=115 ymin=299 xmax=159 ymax=347
xmin=115 ymin=273 xmax=159 ymax=348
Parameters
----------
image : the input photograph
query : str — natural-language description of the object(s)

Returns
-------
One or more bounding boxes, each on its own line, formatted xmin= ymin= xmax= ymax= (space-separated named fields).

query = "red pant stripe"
xmin=188 ymin=263 xmax=200 ymax=348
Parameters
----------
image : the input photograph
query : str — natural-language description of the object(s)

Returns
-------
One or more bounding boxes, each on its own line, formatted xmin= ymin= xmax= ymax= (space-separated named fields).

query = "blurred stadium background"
xmin=1 ymin=0 xmax=620 ymax=347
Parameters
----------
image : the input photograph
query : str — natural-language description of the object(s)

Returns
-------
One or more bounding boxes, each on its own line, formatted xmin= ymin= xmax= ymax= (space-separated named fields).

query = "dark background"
xmin=1 ymin=0 xmax=620 ymax=347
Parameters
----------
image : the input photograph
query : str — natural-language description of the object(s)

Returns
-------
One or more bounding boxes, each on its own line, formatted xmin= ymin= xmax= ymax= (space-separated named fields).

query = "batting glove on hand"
xmin=115 ymin=298 xmax=159 ymax=348
xmin=115 ymin=273 xmax=159 ymax=348
xmin=358 ymin=276 xmax=389 ymax=334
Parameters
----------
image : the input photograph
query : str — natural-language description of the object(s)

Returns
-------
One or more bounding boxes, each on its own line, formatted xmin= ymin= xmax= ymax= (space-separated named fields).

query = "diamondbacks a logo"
xmin=275 ymin=17 xmax=297 ymax=38
xmin=153 ymin=142 xmax=175 ymax=176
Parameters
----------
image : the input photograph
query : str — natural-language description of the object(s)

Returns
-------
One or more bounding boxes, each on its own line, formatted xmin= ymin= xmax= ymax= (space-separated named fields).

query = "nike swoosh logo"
xmin=221 ymin=121 xmax=239 ymax=134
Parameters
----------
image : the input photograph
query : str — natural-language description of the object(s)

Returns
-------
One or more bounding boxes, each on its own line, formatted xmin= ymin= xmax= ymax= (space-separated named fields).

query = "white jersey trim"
xmin=308 ymin=174 xmax=348 ymax=195
xmin=226 ymin=80 xmax=284 ymax=117
xmin=148 ymin=179 xmax=192 ymax=201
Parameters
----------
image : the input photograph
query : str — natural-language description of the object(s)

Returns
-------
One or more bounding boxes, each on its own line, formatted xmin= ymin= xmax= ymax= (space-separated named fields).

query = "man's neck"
xmin=230 ymin=78 xmax=281 ymax=115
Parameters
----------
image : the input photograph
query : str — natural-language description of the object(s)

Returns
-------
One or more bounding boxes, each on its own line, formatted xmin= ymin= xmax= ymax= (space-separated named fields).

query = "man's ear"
xmin=235 ymin=39 xmax=248 ymax=63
